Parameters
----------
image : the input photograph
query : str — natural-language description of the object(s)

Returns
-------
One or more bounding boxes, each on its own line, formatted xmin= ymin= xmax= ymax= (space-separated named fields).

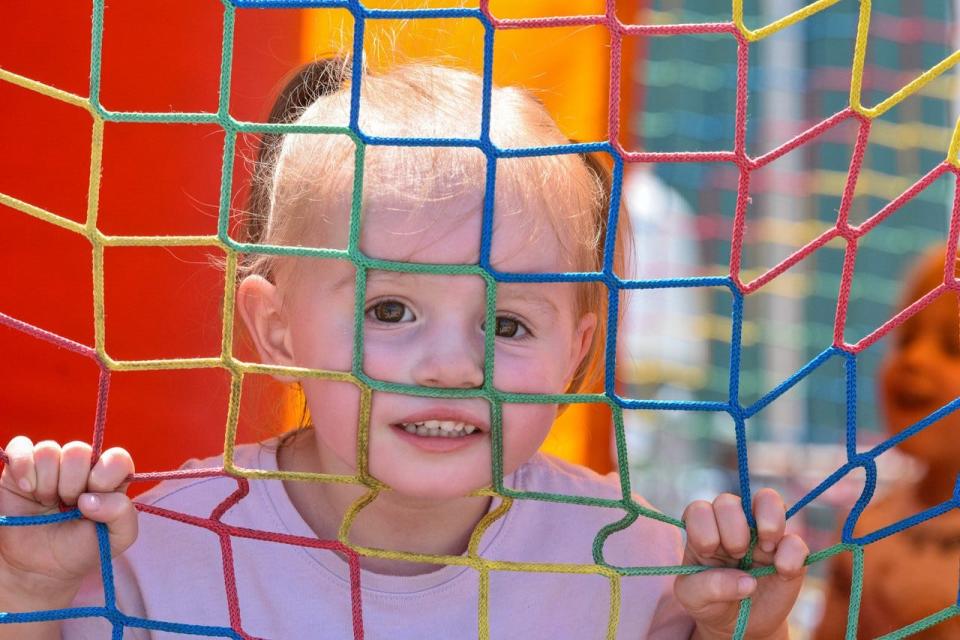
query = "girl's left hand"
xmin=674 ymin=488 xmax=809 ymax=640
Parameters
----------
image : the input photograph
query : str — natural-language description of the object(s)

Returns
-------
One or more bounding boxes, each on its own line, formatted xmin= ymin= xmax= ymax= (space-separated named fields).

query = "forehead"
xmin=309 ymin=147 xmax=573 ymax=273
xmin=357 ymin=190 xmax=570 ymax=274
xmin=283 ymin=142 xmax=585 ymax=276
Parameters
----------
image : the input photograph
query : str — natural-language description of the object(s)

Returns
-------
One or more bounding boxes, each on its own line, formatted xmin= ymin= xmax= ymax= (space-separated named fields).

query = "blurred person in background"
xmin=815 ymin=243 xmax=960 ymax=639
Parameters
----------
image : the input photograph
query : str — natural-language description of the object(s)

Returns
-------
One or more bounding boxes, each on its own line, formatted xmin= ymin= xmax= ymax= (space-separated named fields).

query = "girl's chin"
xmin=367 ymin=452 xmax=530 ymax=501
xmin=376 ymin=478 xmax=492 ymax=502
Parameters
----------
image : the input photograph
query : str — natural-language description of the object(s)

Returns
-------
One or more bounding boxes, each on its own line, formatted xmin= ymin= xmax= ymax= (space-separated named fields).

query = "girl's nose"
xmin=410 ymin=324 xmax=484 ymax=389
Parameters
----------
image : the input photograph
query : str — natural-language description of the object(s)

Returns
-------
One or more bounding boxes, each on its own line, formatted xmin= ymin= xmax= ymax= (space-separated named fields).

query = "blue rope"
xmin=843 ymin=461 xmax=878 ymax=544
xmin=744 ymin=346 xmax=841 ymax=418
xmin=0 ymin=510 xmax=83 ymax=526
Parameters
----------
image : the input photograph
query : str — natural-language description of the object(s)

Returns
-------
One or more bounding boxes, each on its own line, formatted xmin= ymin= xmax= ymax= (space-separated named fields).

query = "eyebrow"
xmin=355 ymin=270 xmax=425 ymax=295
xmin=498 ymin=288 xmax=560 ymax=315
xmin=364 ymin=271 xmax=413 ymax=286
xmin=343 ymin=272 xmax=563 ymax=315
xmin=330 ymin=269 xmax=358 ymax=292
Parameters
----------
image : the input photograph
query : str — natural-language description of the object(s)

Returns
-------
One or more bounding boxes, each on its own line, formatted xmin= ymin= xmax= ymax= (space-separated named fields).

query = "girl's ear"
xmin=566 ymin=312 xmax=598 ymax=388
xmin=237 ymin=275 xmax=298 ymax=382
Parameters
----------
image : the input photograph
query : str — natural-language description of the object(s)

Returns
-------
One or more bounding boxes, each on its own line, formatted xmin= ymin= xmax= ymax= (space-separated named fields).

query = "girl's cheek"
xmin=501 ymin=403 xmax=556 ymax=462
xmin=305 ymin=381 xmax=363 ymax=461
xmin=288 ymin=301 xmax=356 ymax=371
xmin=492 ymin=352 xmax=531 ymax=392
xmin=300 ymin=336 xmax=353 ymax=372
xmin=361 ymin=336 xmax=412 ymax=382
xmin=493 ymin=351 xmax=564 ymax=394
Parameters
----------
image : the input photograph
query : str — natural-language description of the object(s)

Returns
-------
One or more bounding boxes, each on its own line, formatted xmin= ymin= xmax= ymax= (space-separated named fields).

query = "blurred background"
xmin=620 ymin=2 xmax=958 ymax=636
xmin=2 ymin=1 xmax=959 ymax=638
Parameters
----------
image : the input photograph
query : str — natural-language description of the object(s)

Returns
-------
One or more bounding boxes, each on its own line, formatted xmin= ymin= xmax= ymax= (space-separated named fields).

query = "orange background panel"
xmin=302 ymin=0 xmax=612 ymax=142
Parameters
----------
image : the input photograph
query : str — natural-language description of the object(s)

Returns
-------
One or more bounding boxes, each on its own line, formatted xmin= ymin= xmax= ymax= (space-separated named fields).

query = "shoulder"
xmin=132 ymin=441 xmax=271 ymax=516
xmin=511 ymin=453 xmax=684 ymax=565
xmin=516 ymin=452 xmax=665 ymax=516
xmin=515 ymin=452 xmax=622 ymax=496
xmin=67 ymin=443 xmax=285 ymax=637
xmin=507 ymin=455 xmax=692 ymax=637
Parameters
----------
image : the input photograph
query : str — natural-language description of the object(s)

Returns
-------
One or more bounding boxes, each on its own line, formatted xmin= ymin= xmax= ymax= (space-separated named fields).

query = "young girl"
xmin=0 ymin=59 xmax=808 ymax=639
xmin=815 ymin=245 xmax=960 ymax=639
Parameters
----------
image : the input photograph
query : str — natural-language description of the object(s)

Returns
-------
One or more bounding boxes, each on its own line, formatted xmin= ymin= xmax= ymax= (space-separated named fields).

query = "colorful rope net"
xmin=1 ymin=0 xmax=960 ymax=638
xmin=633 ymin=0 xmax=956 ymax=447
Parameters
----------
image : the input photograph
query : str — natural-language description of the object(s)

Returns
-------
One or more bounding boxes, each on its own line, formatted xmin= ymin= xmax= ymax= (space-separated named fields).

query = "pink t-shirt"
xmin=64 ymin=443 xmax=694 ymax=639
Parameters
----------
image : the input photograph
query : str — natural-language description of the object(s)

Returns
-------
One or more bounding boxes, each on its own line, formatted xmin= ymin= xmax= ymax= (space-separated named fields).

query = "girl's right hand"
xmin=0 ymin=436 xmax=138 ymax=611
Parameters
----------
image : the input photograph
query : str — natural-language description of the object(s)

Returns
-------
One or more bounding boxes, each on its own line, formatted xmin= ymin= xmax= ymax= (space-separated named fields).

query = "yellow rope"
xmin=734 ymin=0 xmax=844 ymax=43
xmin=947 ymin=115 xmax=960 ymax=168
xmin=848 ymin=0 xmax=960 ymax=121
xmin=0 ymin=68 xmax=91 ymax=112
xmin=848 ymin=0 xmax=872 ymax=115
xmin=866 ymin=51 xmax=960 ymax=119
xmin=0 ymin=192 xmax=86 ymax=235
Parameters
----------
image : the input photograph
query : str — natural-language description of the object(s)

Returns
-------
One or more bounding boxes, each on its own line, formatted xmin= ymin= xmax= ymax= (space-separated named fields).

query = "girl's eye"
xmin=494 ymin=316 xmax=529 ymax=339
xmin=368 ymin=300 xmax=412 ymax=323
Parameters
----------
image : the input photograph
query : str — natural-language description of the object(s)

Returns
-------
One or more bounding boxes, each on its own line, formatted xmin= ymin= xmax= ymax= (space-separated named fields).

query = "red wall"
xmin=1 ymin=2 xmax=303 ymax=492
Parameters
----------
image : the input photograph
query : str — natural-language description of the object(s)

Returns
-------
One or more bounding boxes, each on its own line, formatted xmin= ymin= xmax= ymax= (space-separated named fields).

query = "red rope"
xmin=136 ymin=476 xmax=366 ymax=640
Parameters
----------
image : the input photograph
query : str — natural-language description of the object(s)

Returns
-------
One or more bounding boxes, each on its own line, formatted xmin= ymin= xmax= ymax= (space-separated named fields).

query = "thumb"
xmin=78 ymin=492 xmax=139 ymax=558
xmin=674 ymin=567 xmax=756 ymax=617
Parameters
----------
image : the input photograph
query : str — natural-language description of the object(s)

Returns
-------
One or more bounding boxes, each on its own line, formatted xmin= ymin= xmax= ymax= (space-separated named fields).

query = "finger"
xmin=773 ymin=533 xmax=809 ymax=580
xmin=713 ymin=493 xmax=751 ymax=560
xmin=88 ymin=448 xmax=135 ymax=493
xmin=1 ymin=436 xmax=37 ymax=495
xmin=674 ymin=568 xmax=756 ymax=615
xmin=33 ymin=440 xmax=63 ymax=507
xmin=58 ymin=441 xmax=94 ymax=506
xmin=753 ymin=488 xmax=786 ymax=555
xmin=682 ymin=500 xmax=721 ymax=563
xmin=78 ymin=492 xmax=139 ymax=558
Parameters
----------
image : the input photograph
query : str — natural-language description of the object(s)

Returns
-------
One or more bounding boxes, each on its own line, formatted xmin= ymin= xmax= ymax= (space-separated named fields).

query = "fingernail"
xmin=80 ymin=494 xmax=101 ymax=512
xmin=737 ymin=576 xmax=756 ymax=597
xmin=17 ymin=478 xmax=32 ymax=493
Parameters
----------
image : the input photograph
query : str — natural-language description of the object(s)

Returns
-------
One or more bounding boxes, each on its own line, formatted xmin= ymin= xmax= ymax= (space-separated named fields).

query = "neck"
xmin=277 ymin=428 xmax=493 ymax=576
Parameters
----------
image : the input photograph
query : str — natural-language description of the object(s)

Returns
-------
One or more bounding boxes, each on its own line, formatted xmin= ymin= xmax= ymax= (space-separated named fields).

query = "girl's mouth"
xmin=395 ymin=420 xmax=479 ymax=439
xmin=390 ymin=421 xmax=484 ymax=453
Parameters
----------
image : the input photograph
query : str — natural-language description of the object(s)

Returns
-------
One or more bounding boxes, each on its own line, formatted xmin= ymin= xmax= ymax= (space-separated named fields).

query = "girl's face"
xmin=879 ymin=291 xmax=960 ymax=467
xmin=244 ymin=185 xmax=596 ymax=499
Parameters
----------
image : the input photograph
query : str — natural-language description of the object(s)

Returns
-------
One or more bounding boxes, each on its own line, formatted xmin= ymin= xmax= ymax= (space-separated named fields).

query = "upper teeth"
xmin=400 ymin=420 xmax=478 ymax=438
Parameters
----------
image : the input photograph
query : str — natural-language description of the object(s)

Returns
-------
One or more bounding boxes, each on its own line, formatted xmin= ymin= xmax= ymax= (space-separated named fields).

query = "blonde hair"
xmin=239 ymin=58 xmax=629 ymax=394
